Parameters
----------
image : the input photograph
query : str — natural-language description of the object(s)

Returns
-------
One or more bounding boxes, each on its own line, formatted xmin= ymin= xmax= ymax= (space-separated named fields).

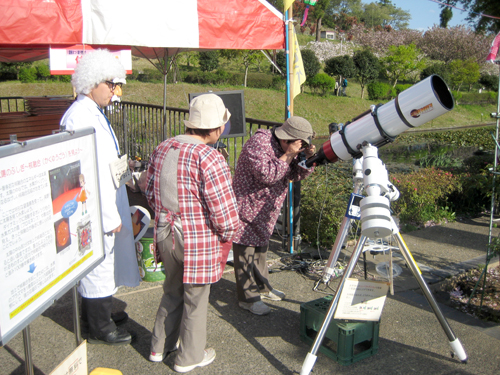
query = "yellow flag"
xmin=284 ymin=0 xmax=295 ymax=11
xmin=291 ymin=28 xmax=306 ymax=99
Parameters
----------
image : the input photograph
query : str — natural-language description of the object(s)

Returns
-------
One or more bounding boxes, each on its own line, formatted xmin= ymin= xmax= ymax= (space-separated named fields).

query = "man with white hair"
xmin=145 ymin=93 xmax=239 ymax=372
xmin=60 ymin=49 xmax=140 ymax=346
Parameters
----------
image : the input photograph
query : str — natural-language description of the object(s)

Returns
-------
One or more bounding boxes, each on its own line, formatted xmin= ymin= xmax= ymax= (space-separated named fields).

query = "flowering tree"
xmin=348 ymin=25 xmax=423 ymax=57
xmin=418 ymin=25 xmax=492 ymax=64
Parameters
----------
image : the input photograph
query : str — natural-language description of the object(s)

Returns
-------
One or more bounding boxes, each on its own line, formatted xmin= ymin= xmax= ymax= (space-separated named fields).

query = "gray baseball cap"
xmin=275 ymin=116 xmax=314 ymax=145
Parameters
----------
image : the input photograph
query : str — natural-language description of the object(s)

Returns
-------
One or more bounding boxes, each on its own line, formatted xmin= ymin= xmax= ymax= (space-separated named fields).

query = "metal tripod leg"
xmin=316 ymin=182 xmax=363 ymax=288
xmin=301 ymin=235 xmax=368 ymax=375
xmin=394 ymin=231 xmax=468 ymax=362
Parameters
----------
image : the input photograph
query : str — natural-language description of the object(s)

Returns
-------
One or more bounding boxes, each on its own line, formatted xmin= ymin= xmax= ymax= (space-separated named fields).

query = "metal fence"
xmin=105 ymin=100 xmax=282 ymax=170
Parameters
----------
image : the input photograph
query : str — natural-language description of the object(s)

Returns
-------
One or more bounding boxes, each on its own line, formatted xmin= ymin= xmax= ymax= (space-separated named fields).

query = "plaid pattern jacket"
xmin=232 ymin=129 xmax=313 ymax=247
xmin=146 ymin=137 xmax=239 ymax=284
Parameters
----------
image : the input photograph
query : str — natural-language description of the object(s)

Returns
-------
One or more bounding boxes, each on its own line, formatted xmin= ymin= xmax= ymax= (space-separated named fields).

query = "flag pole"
xmin=285 ymin=6 xmax=294 ymax=254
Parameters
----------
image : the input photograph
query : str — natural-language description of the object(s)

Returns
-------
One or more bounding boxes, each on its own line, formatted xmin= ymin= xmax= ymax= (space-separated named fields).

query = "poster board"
xmin=334 ymin=278 xmax=389 ymax=321
xmin=49 ymin=340 xmax=87 ymax=375
xmin=0 ymin=128 xmax=104 ymax=346
xmin=189 ymin=90 xmax=246 ymax=138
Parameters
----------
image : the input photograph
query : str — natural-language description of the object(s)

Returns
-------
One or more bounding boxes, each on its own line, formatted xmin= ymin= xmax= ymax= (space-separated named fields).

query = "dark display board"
xmin=189 ymin=90 xmax=246 ymax=138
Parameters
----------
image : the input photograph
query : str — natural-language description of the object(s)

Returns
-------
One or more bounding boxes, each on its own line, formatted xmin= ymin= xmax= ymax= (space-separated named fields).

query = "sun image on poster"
xmin=48 ymin=161 xmax=94 ymax=256
xmin=54 ymin=218 xmax=71 ymax=253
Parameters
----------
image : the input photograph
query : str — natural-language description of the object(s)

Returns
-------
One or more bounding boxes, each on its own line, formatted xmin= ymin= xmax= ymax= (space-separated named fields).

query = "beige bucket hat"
xmin=275 ymin=116 xmax=314 ymax=145
xmin=184 ymin=93 xmax=231 ymax=129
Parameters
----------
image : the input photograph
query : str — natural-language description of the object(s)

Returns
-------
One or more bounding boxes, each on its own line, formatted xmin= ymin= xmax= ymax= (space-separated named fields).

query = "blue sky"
xmin=389 ymin=0 xmax=470 ymax=31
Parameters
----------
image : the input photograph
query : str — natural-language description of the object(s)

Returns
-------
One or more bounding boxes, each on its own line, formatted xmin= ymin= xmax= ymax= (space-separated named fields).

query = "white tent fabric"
xmin=0 ymin=0 xmax=285 ymax=62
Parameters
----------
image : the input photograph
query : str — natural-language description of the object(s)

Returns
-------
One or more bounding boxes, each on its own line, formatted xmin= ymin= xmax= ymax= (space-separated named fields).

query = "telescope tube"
xmin=305 ymin=75 xmax=454 ymax=168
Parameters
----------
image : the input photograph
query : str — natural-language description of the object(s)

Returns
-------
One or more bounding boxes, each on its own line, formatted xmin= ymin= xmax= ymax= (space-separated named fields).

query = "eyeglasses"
xmin=104 ymin=81 xmax=123 ymax=91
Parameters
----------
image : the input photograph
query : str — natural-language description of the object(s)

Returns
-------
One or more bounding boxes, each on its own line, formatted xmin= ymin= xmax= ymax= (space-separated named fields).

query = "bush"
xmin=391 ymin=167 xmax=458 ymax=225
xmin=36 ymin=64 xmax=51 ymax=81
xmin=394 ymin=83 xmax=412 ymax=95
xmin=459 ymin=91 xmax=497 ymax=105
xmin=19 ymin=66 xmax=37 ymax=83
xmin=137 ymin=68 xmax=164 ymax=82
xmin=300 ymin=163 xmax=353 ymax=248
xmin=58 ymin=75 xmax=72 ymax=83
xmin=367 ymin=81 xmax=395 ymax=100
xmin=479 ymin=73 xmax=499 ymax=92
xmin=198 ymin=51 xmax=219 ymax=72
xmin=308 ymin=73 xmax=335 ymax=95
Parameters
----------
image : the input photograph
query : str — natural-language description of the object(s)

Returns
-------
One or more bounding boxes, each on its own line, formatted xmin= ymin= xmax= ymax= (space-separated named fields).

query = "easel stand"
xmin=301 ymin=144 xmax=467 ymax=375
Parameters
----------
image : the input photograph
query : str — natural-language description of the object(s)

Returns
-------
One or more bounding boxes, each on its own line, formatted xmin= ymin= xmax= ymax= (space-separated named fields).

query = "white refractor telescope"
xmin=304 ymin=74 xmax=455 ymax=168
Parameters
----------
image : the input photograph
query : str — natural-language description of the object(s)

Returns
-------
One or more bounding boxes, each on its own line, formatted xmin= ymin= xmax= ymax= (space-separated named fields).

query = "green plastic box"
xmin=300 ymin=295 xmax=380 ymax=365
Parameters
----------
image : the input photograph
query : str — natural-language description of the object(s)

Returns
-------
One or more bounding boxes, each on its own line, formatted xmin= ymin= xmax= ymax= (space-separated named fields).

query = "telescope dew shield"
xmin=306 ymin=75 xmax=454 ymax=167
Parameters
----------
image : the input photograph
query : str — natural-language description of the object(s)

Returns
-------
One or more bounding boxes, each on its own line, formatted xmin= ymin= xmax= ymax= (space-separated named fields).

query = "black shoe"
xmin=88 ymin=328 xmax=132 ymax=346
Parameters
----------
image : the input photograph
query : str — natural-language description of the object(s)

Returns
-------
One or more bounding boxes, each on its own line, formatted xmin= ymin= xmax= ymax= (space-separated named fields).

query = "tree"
xmin=270 ymin=50 xmax=287 ymax=75
xmin=479 ymin=73 xmax=499 ymax=91
xmin=349 ymin=25 xmax=423 ymax=55
xmin=420 ymin=62 xmax=451 ymax=83
xmin=198 ymin=51 xmax=219 ymax=72
xmin=0 ymin=62 xmax=32 ymax=80
xmin=301 ymin=49 xmax=321 ymax=81
xmin=448 ymin=59 xmax=480 ymax=91
xmin=419 ymin=25 xmax=492 ymax=64
xmin=440 ymin=7 xmax=453 ymax=28
xmin=311 ymin=0 xmax=331 ymax=42
xmin=443 ymin=1 xmax=500 ymax=33
xmin=353 ymin=49 xmax=380 ymax=99
xmin=360 ymin=1 xmax=410 ymax=30
xmin=324 ymin=55 xmax=356 ymax=95
xmin=381 ymin=43 xmax=426 ymax=87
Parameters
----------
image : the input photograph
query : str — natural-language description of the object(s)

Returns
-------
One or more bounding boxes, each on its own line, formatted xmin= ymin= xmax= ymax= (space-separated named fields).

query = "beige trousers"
xmin=233 ymin=243 xmax=273 ymax=303
xmin=150 ymin=223 xmax=210 ymax=366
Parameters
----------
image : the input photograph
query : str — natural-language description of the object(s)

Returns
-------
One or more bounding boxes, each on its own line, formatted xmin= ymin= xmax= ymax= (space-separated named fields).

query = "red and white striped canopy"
xmin=0 ymin=0 xmax=285 ymax=62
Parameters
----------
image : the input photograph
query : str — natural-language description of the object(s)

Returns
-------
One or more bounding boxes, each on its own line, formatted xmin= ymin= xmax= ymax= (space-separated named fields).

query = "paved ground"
xmin=2 ymin=211 xmax=500 ymax=375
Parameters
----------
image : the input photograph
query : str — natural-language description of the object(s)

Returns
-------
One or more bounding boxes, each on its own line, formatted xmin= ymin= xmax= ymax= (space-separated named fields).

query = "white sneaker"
xmin=261 ymin=289 xmax=285 ymax=301
xmin=149 ymin=352 xmax=166 ymax=362
xmin=174 ymin=348 xmax=216 ymax=373
xmin=149 ymin=339 xmax=180 ymax=362
xmin=239 ymin=300 xmax=271 ymax=315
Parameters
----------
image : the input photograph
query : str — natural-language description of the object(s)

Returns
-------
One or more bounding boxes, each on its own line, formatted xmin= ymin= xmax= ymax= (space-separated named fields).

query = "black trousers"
xmin=81 ymin=296 xmax=116 ymax=338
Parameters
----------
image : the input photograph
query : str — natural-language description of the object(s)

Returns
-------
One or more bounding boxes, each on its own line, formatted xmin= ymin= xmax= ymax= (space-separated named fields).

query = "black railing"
xmin=0 ymin=96 xmax=281 ymax=170
xmin=106 ymin=100 xmax=281 ymax=170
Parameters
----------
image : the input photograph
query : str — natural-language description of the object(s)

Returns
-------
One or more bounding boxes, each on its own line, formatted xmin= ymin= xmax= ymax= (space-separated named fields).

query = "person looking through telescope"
xmin=232 ymin=116 xmax=316 ymax=315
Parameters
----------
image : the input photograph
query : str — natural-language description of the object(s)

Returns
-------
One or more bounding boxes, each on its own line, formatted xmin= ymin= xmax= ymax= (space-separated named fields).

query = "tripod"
xmin=301 ymin=144 xmax=467 ymax=375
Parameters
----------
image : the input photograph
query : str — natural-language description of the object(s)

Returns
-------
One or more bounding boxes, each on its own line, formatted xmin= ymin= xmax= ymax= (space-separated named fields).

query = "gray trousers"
xmin=233 ymin=243 xmax=273 ymax=303
xmin=150 ymin=223 xmax=210 ymax=366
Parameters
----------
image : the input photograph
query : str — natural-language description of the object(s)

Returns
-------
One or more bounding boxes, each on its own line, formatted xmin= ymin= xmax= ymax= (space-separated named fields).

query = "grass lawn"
xmin=0 ymin=74 xmax=497 ymax=138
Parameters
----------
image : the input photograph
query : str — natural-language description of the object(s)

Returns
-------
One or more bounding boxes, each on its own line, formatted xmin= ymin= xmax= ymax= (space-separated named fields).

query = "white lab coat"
xmin=61 ymin=95 xmax=141 ymax=298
